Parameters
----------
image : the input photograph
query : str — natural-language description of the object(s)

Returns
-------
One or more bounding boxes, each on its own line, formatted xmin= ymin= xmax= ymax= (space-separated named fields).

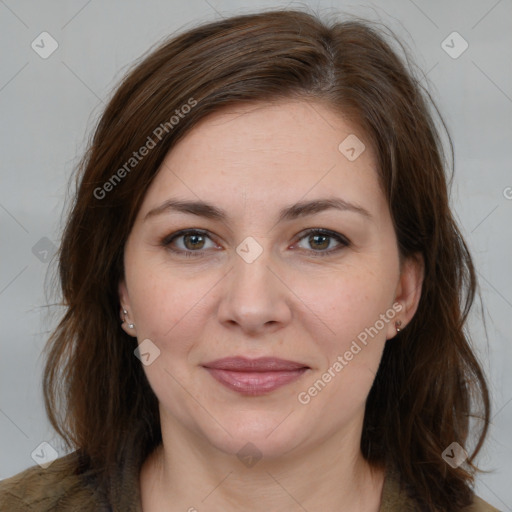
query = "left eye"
xmin=293 ymin=229 xmax=349 ymax=254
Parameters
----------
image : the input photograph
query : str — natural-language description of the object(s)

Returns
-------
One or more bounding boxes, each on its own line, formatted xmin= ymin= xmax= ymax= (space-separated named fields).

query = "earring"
xmin=395 ymin=320 xmax=402 ymax=333
xmin=122 ymin=308 xmax=135 ymax=329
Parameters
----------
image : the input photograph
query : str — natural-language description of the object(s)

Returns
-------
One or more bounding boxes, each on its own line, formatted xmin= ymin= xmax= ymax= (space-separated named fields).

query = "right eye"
xmin=161 ymin=227 xmax=351 ymax=259
xmin=161 ymin=229 xmax=220 ymax=257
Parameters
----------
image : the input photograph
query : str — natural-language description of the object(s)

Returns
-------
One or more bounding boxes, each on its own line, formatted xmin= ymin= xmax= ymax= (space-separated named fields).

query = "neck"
xmin=140 ymin=416 xmax=385 ymax=512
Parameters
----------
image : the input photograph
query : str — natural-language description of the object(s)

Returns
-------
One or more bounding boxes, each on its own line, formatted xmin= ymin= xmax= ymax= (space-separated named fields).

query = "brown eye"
xmin=162 ymin=229 xmax=218 ymax=257
xmin=182 ymin=232 xmax=206 ymax=250
xmin=295 ymin=229 xmax=350 ymax=256
xmin=308 ymin=233 xmax=330 ymax=250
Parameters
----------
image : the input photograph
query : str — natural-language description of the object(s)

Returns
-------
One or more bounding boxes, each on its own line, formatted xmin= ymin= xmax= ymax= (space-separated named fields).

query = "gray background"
xmin=0 ymin=0 xmax=510 ymax=509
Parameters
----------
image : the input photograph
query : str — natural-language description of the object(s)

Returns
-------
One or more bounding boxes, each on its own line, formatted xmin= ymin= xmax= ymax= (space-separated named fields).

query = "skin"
xmin=119 ymin=99 xmax=424 ymax=511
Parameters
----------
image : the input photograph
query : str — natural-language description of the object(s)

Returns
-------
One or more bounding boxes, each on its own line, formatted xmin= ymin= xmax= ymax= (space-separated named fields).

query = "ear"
xmin=386 ymin=252 xmax=424 ymax=340
xmin=119 ymin=278 xmax=137 ymax=337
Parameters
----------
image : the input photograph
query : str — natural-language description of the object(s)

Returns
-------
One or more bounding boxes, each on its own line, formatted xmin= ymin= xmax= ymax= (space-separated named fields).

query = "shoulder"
xmin=463 ymin=495 xmax=501 ymax=512
xmin=0 ymin=452 xmax=108 ymax=511
xmin=381 ymin=466 xmax=501 ymax=512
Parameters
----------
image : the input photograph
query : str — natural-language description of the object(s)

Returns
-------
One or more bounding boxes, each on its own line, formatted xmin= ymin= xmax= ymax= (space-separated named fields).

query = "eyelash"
xmin=160 ymin=228 xmax=350 ymax=258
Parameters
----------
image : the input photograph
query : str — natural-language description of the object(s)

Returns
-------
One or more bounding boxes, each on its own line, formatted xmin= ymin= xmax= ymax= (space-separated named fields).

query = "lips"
xmin=203 ymin=356 xmax=308 ymax=372
xmin=202 ymin=357 xmax=309 ymax=395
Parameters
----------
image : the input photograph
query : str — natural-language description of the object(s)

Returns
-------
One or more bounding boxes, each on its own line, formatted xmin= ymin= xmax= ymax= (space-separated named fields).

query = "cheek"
xmin=298 ymin=270 xmax=393 ymax=410
xmin=133 ymin=282 xmax=197 ymax=341
xmin=128 ymin=272 xmax=206 ymax=403
xmin=302 ymin=269 xmax=397 ymax=406
xmin=301 ymin=262 xmax=396 ymax=339
xmin=128 ymin=262 xmax=220 ymax=362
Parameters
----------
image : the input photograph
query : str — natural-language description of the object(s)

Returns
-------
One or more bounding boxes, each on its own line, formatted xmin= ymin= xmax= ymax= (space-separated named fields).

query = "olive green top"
xmin=0 ymin=451 xmax=500 ymax=511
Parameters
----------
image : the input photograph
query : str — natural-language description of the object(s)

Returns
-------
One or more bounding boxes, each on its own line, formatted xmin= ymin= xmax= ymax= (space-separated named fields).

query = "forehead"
xmin=138 ymin=99 xmax=384 ymax=219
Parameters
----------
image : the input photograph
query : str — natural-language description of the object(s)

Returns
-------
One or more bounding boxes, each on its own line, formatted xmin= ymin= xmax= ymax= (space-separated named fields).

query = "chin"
xmin=196 ymin=410 xmax=309 ymax=461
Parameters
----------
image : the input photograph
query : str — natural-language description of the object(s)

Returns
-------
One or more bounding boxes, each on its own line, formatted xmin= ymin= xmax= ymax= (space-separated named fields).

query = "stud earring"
xmin=122 ymin=308 xmax=135 ymax=329
xmin=395 ymin=320 xmax=402 ymax=333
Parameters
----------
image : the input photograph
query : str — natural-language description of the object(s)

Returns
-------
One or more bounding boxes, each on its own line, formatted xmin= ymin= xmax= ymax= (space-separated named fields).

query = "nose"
xmin=216 ymin=242 xmax=292 ymax=336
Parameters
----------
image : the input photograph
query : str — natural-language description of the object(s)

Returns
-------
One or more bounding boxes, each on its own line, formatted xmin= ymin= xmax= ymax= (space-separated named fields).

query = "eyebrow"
xmin=144 ymin=197 xmax=372 ymax=223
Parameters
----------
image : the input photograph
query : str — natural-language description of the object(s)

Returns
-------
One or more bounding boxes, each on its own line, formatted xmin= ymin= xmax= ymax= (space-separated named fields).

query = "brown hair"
xmin=44 ymin=8 xmax=490 ymax=511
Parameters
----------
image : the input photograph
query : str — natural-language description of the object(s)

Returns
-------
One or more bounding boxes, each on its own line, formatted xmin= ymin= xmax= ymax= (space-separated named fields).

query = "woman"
xmin=0 ymin=8 xmax=499 ymax=512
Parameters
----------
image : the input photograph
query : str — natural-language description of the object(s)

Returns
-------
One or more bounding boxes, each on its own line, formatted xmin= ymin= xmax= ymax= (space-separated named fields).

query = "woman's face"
xmin=119 ymin=99 xmax=423 ymax=460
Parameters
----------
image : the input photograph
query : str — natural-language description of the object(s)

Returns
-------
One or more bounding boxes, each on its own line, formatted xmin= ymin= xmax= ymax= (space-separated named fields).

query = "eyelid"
xmin=291 ymin=228 xmax=350 ymax=256
xmin=161 ymin=229 xmax=220 ymax=251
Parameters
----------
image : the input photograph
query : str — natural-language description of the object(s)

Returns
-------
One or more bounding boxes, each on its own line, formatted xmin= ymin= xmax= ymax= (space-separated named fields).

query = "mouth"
xmin=202 ymin=357 xmax=310 ymax=396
